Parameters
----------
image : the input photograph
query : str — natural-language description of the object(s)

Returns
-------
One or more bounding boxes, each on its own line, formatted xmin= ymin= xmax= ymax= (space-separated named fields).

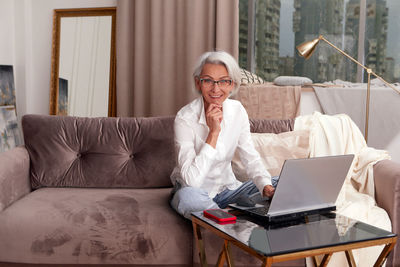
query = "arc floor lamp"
xmin=296 ymin=35 xmax=400 ymax=142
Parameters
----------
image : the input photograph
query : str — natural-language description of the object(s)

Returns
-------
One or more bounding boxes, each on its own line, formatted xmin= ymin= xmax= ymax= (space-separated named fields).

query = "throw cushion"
xmin=273 ymin=76 xmax=312 ymax=86
xmin=232 ymin=130 xmax=310 ymax=181
xmin=240 ymin=69 xmax=265 ymax=85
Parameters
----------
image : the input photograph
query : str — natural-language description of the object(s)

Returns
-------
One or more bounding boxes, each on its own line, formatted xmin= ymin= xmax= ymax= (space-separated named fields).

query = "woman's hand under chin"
xmin=205 ymin=103 xmax=223 ymax=133
xmin=205 ymin=103 xmax=223 ymax=148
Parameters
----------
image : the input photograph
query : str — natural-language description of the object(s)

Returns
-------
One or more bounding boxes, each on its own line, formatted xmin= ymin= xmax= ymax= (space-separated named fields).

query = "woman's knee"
xmin=171 ymin=186 xmax=218 ymax=219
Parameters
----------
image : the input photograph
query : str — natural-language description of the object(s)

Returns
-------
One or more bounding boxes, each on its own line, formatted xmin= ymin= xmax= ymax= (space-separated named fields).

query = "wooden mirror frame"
xmin=49 ymin=7 xmax=116 ymax=116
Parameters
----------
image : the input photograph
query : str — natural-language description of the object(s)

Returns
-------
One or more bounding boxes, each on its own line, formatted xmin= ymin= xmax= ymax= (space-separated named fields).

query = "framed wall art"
xmin=0 ymin=105 xmax=22 ymax=152
xmin=0 ymin=65 xmax=16 ymax=106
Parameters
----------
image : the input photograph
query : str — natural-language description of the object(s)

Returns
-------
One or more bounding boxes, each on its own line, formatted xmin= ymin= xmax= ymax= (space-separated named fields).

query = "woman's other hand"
xmin=263 ymin=185 xmax=275 ymax=198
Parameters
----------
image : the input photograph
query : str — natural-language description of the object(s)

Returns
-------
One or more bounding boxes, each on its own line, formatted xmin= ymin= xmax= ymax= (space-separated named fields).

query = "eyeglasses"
xmin=199 ymin=78 xmax=233 ymax=88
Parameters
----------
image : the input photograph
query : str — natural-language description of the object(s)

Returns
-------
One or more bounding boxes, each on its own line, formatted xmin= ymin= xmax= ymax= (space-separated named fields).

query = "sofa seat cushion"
xmin=0 ymin=188 xmax=192 ymax=265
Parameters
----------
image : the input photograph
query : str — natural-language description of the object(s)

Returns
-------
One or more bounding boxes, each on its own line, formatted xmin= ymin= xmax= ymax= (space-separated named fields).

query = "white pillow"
xmin=232 ymin=130 xmax=310 ymax=181
xmin=273 ymin=76 xmax=312 ymax=86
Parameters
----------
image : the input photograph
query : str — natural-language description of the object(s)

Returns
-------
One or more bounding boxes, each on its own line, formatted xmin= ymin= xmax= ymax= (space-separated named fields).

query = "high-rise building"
xmin=366 ymin=0 xmax=388 ymax=79
xmin=293 ymin=0 xmax=344 ymax=82
xmin=255 ymin=0 xmax=281 ymax=81
xmin=384 ymin=57 xmax=395 ymax=82
xmin=346 ymin=0 xmax=389 ymax=82
xmin=279 ymin=56 xmax=295 ymax=76
xmin=239 ymin=0 xmax=249 ymax=69
xmin=238 ymin=0 xmax=281 ymax=81
xmin=394 ymin=64 xmax=400 ymax=81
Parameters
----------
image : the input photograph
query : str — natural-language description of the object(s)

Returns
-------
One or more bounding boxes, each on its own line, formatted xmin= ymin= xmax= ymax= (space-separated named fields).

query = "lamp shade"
xmin=296 ymin=37 xmax=320 ymax=59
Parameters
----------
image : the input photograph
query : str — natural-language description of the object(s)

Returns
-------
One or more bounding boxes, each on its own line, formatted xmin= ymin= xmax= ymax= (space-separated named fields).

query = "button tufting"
xmin=129 ymin=154 xmax=134 ymax=159
xmin=77 ymin=153 xmax=81 ymax=158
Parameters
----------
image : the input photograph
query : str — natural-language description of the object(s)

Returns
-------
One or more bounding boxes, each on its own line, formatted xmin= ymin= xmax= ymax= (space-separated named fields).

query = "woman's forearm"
xmin=205 ymin=131 xmax=219 ymax=148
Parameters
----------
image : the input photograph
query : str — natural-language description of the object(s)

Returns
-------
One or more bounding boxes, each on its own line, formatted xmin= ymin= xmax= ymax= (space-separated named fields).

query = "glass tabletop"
xmin=192 ymin=211 xmax=396 ymax=257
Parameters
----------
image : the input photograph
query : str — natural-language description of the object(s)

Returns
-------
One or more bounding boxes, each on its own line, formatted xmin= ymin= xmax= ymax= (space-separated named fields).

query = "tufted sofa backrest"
xmin=22 ymin=115 xmax=294 ymax=189
xmin=22 ymin=115 xmax=176 ymax=189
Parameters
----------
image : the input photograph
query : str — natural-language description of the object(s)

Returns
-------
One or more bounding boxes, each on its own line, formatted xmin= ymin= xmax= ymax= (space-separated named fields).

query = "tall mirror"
xmin=50 ymin=7 xmax=116 ymax=117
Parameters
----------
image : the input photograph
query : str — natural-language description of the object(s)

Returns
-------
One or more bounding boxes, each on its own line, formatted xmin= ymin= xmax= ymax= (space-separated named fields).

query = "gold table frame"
xmin=192 ymin=215 xmax=397 ymax=267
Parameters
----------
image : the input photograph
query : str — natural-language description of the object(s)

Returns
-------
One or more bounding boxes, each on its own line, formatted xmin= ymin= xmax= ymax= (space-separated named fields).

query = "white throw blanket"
xmin=294 ymin=112 xmax=392 ymax=267
xmin=312 ymin=79 xmax=400 ymax=163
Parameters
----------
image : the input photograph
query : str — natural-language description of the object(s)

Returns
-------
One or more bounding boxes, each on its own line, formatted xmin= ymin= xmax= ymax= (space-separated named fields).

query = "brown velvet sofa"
xmin=0 ymin=114 xmax=399 ymax=267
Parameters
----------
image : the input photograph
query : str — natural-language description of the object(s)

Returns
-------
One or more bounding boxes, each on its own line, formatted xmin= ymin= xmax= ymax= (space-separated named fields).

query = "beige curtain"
xmin=116 ymin=0 xmax=239 ymax=117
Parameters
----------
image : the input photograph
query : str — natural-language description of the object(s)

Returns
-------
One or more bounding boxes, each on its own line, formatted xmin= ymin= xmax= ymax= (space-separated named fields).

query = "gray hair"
xmin=192 ymin=51 xmax=241 ymax=96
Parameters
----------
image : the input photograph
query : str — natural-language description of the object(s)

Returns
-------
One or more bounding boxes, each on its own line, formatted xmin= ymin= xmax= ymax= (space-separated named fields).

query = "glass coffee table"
xmin=191 ymin=211 xmax=397 ymax=267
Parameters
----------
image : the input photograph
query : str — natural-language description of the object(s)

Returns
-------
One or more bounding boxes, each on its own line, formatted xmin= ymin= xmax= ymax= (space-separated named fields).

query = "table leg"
xmin=345 ymin=250 xmax=356 ymax=267
xmin=223 ymin=240 xmax=234 ymax=267
xmin=261 ymin=257 xmax=273 ymax=267
xmin=311 ymin=254 xmax=332 ymax=267
xmin=216 ymin=243 xmax=226 ymax=267
xmin=192 ymin=220 xmax=208 ymax=267
xmin=374 ymin=242 xmax=396 ymax=267
xmin=312 ymin=255 xmax=320 ymax=266
xmin=319 ymin=253 xmax=333 ymax=267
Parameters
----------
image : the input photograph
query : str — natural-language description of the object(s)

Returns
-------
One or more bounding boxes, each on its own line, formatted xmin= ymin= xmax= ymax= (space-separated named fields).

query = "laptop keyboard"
xmin=247 ymin=202 xmax=271 ymax=216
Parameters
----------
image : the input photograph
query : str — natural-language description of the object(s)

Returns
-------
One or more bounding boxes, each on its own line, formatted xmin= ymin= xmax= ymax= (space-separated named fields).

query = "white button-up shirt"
xmin=170 ymin=97 xmax=272 ymax=198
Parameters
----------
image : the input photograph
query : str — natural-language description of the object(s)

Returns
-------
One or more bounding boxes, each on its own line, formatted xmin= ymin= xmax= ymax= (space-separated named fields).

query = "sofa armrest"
xmin=374 ymin=159 xmax=400 ymax=222
xmin=0 ymin=146 xmax=31 ymax=212
xmin=374 ymin=159 xmax=400 ymax=266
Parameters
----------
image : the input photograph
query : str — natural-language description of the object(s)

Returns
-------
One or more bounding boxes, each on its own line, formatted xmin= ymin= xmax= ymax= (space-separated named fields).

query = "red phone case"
xmin=203 ymin=209 xmax=237 ymax=223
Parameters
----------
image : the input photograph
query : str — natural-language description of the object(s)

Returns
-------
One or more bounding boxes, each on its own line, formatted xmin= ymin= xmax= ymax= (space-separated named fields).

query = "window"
xmin=239 ymin=0 xmax=400 ymax=83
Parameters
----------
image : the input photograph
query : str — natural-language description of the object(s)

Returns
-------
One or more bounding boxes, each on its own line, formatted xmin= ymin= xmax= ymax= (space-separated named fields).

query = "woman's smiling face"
xmin=195 ymin=63 xmax=234 ymax=108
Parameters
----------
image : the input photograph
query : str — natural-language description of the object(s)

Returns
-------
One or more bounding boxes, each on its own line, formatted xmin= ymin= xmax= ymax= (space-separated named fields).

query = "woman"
xmin=170 ymin=51 xmax=277 ymax=219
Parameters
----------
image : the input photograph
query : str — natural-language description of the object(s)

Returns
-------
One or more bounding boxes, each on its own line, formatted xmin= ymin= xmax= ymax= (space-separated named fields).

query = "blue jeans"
xmin=170 ymin=176 xmax=279 ymax=219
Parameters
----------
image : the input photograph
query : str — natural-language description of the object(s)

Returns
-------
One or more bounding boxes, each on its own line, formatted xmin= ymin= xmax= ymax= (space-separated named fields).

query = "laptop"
xmin=229 ymin=154 xmax=354 ymax=223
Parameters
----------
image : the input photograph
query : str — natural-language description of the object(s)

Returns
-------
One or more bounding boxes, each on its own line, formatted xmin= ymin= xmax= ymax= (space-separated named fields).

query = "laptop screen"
xmin=267 ymin=154 xmax=354 ymax=217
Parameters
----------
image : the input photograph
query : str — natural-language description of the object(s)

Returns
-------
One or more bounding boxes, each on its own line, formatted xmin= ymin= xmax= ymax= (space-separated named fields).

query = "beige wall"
xmin=0 ymin=0 xmax=116 ymax=121
xmin=0 ymin=0 xmax=14 ymax=66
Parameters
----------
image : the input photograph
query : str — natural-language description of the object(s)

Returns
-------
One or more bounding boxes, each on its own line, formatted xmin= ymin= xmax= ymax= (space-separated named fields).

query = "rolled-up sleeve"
xmin=235 ymin=108 xmax=272 ymax=193
xmin=174 ymin=117 xmax=217 ymax=188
